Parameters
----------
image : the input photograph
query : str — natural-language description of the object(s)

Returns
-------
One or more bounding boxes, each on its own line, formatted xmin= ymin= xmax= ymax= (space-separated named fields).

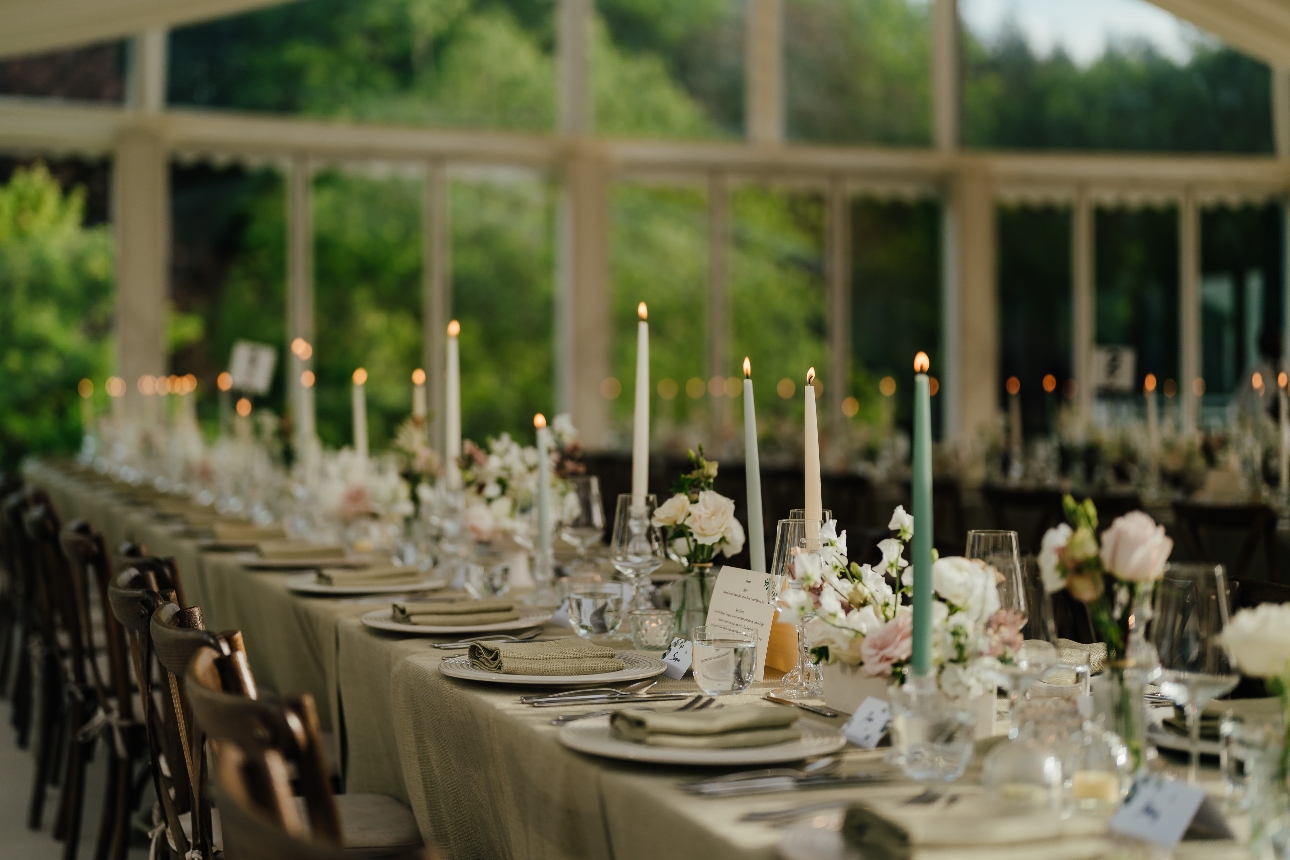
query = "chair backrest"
xmin=23 ymin=501 xmax=96 ymax=684
xmin=186 ymin=647 xmax=344 ymax=847
xmin=60 ymin=520 xmax=134 ymax=721
xmin=982 ymin=485 xmax=1065 ymax=555
xmin=150 ymin=602 xmax=254 ymax=860
xmin=1172 ymin=501 xmax=1278 ymax=582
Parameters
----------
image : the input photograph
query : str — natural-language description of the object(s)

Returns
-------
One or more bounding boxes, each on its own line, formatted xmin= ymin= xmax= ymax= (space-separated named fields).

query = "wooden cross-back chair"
xmin=0 ymin=473 xmax=24 ymax=697
xmin=149 ymin=601 xmax=255 ymax=860
xmin=1172 ymin=501 xmax=1279 ymax=583
xmin=107 ymin=564 xmax=198 ymax=860
xmin=1 ymin=485 xmax=40 ymax=746
xmin=23 ymin=497 xmax=110 ymax=858
xmin=60 ymin=520 xmax=152 ymax=860
xmin=185 ymin=647 xmax=426 ymax=860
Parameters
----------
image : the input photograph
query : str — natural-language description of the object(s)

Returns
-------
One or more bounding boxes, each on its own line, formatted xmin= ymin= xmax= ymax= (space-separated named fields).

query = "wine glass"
xmin=1150 ymin=562 xmax=1239 ymax=783
xmin=967 ymin=530 xmax=1025 ymax=622
xmin=773 ymin=517 xmax=825 ymax=700
xmin=609 ymin=493 xmax=662 ymax=611
xmin=560 ymin=475 xmax=605 ymax=572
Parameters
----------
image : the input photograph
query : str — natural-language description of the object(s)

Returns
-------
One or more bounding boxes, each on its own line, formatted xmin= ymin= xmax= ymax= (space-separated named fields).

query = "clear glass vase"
xmin=671 ymin=563 xmax=716 ymax=638
xmin=1094 ymin=583 xmax=1159 ymax=773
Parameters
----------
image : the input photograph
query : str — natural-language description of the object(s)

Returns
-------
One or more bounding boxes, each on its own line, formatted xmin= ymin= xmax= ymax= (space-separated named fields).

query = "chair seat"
xmin=176 ymin=795 xmax=421 ymax=857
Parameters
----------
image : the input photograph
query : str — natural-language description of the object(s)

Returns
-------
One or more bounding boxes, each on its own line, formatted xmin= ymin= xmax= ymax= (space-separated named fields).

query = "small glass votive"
xmin=628 ymin=609 xmax=674 ymax=651
xmin=1220 ymin=714 xmax=1281 ymax=815
xmin=887 ymin=674 xmax=976 ymax=783
xmin=691 ymin=626 xmax=757 ymax=696
xmin=1061 ymin=724 xmax=1131 ymax=814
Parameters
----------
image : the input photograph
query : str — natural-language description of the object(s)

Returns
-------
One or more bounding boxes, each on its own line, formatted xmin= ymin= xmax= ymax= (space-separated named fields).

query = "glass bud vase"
xmin=1096 ymin=584 xmax=1159 ymax=773
xmin=671 ymin=563 xmax=716 ymax=638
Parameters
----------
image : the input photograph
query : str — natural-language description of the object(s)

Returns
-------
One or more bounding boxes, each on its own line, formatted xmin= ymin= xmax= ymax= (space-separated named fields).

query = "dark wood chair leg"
xmin=28 ymin=649 xmax=61 ymax=829
xmin=57 ymin=733 xmax=91 ymax=860
xmin=109 ymin=752 xmax=134 ymax=860
xmin=11 ymin=627 xmax=32 ymax=744
xmin=91 ymin=750 xmax=120 ymax=860
xmin=0 ymin=603 xmax=15 ymax=696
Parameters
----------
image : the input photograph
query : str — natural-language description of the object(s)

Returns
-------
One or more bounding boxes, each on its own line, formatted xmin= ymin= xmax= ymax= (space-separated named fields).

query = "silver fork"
xmin=519 ymin=679 xmax=658 ymax=703
xmin=433 ymin=629 xmax=543 ymax=649
xmin=550 ymin=694 xmax=715 ymax=726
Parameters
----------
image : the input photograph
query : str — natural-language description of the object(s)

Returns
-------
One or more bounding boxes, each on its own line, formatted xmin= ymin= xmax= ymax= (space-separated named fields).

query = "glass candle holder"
xmin=628 ymin=609 xmax=675 ymax=650
xmin=888 ymin=674 xmax=976 ymax=783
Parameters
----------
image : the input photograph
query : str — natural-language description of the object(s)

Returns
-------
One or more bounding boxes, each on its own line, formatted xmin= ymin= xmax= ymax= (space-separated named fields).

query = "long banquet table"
xmin=24 ymin=460 xmax=1246 ymax=860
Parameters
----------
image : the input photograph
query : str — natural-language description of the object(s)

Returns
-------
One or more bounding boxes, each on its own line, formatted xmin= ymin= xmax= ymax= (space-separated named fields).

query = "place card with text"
xmin=703 ymin=567 xmax=780 ymax=682
xmin=840 ymin=697 xmax=890 ymax=749
xmin=1108 ymin=774 xmax=1232 ymax=847
xmin=661 ymin=638 xmax=693 ymax=679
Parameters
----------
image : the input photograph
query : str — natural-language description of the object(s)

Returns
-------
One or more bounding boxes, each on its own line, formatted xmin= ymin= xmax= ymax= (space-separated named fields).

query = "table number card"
xmin=840 ymin=697 xmax=890 ymax=749
xmin=661 ymin=638 xmax=693 ymax=680
xmin=1108 ymin=774 xmax=1231 ymax=847
xmin=703 ymin=567 xmax=780 ymax=682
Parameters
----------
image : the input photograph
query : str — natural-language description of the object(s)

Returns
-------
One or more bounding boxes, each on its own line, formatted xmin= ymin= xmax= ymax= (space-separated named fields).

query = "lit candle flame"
xmin=638 ymin=302 xmax=648 ymax=321
xmin=447 ymin=319 xmax=461 ymax=337
xmin=534 ymin=413 xmax=547 ymax=429
xmin=411 ymin=368 xmax=426 ymax=385
xmin=1144 ymin=373 xmax=1157 ymax=393
xmin=301 ymin=370 xmax=315 ymax=388
xmin=914 ymin=352 xmax=930 ymax=373
xmin=217 ymin=372 xmax=233 ymax=392
xmin=236 ymin=397 xmax=252 ymax=417
xmin=352 ymin=368 xmax=368 ymax=386
xmin=106 ymin=377 xmax=125 ymax=398
xmin=1253 ymin=371 xmax=1264 ymax=390
xmin=743 ymin=357 xmax=751 ymax=378
xmin=78 ymin=379 xmax=93 ymax=398
xmin=806 ymin=367 xmax=816 ymax=385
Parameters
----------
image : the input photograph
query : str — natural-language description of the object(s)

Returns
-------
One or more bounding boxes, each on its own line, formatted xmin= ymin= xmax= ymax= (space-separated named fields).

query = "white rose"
xmin=1222 ymin=604 xmax=1290 ymax=678
xmin=652 ymin=493 xmax=691 ymax=528
xmin=1038 ymin=524 xmax=1072 ymax=593
xmin=888 ymin=505 xmax=914 ymax=541
xmin=929 ymin=556 xmax=1000 ymax=622
xmin=1100 ymin=511 xmax=1173 ymax=582
xmin=806 ymin=617 xmax=864 ymax=666
xmin=720 ymin=516 xmax=745 ymax=557
xmin=686 ymin=490 xmax=736 ymax=545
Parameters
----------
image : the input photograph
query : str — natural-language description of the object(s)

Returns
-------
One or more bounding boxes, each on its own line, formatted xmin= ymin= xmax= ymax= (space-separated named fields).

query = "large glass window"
xmin=595 ymin=0 xmax=744 ymax=139
xmin=730 ymin=187 xmax=827 ymax=461
xmin=168 ymin=0 xmax=556 ymax=131
xmin=850 ymin=198 xmax=941 ymax=435
xmin=997 ymin=205 xmax=1071 ymax=435
xmin=0 ymin=42 xmax=125 ymax=102
xmin=784 ymin=0 xmax=931 ymax=146
xmin=610 ymin=183 xmax=708 ymax=449
xmin=1094 ymin=206 xmax=1179 ymax=423
xmin=1199 ymin=204 xmax=1283 ymax=420
xmin=961 ymin=0 xmax=1272 ymax=152
xmin=451 ymin=172 xmax=556 ymax=443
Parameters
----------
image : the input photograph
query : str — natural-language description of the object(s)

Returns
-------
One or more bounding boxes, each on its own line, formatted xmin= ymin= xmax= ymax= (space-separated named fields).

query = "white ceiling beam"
xmin=0 ymin=0 xmax=294 ymax=60
xmin=1147 ymin=0 xmax=1290 ymax=67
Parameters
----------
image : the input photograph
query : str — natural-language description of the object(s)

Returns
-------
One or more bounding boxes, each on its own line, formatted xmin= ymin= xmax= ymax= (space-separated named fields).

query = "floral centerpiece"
xmin=1038 ymin=496 xmax=1173 ymax=766
xmin=391 ymin=417 xmax=443 ymax=488
xmin=457 ymin=417 xmax=582 ymax=544
xmin=651 ymin=447 xmax=745 ymax=634
xmin=780 ymin=507 xmax=1019 ymax=706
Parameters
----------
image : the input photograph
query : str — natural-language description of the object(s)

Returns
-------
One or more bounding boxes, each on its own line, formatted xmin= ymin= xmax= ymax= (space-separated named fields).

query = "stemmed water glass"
xmin=560 ymin=476 xmax=605 ymax=572
xmin=773 ymin=517 xmax=826 ymax=700
xmin=609 ymin=493 xmax=662 ymax=611
xmin=1151 ymin=562 xmax=1239 ymax=783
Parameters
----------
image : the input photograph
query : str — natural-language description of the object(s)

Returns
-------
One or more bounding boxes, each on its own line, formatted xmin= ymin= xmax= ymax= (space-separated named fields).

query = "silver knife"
xmin=687 ymin=773 xmax=890 ymax=797
xmin=527 ymin=693 xmax=692 ymax=708
xmin=762 ymin=694 xmax=839 ymax=718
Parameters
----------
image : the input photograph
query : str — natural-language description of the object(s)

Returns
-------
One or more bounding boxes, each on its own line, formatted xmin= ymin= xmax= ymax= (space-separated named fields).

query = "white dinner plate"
xmin=438 ymin=651 xmax=663 ymax=686
xmin=558 ymin=715 xmax=846 ymax=766
xmin=360 ymin=605 xmax=553 ymax=635
xmin=236 ymin=552 xmax=372 ymax=570
xmin=1146 ymin=724 xmax=1223 ymax=758
xmin=284 ymin=572 xmax=447 ymax=596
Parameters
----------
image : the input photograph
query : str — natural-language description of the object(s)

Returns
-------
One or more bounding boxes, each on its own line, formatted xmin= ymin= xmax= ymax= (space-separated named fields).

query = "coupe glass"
xmin=773 ymin=517 xmax=825 ymax=700
xmin=609 ymin=493 xmax=662 ymax=611
xmin=1150 ymin=562 xmax=1239 ymax=783
xmin=560 ymin=475 xmax=605 ymax=572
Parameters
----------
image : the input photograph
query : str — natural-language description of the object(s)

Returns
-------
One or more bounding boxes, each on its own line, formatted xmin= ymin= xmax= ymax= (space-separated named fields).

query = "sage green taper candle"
xmin=911 ymin=352 xmax=933 ymax=676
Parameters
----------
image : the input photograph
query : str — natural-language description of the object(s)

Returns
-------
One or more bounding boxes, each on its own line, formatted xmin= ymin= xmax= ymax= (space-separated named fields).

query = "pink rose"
xmin=860 ymin=615 xmax=913 ymax=677
xmin=1100 ymin=511 xmax=1172 ymax=582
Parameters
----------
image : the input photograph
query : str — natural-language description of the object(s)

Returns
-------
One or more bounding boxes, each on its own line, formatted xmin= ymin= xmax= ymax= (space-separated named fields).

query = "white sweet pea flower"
xmin=1038 ymin=524 xmax=1072 ymax=593
xmin=888 ymin=505 xmax=914 ymax=541
xmin=777 ymin=588 xmax=812 ymax=624
xmin=877 ymin=538 xmax=908 ymax=576
xmin=794 ymin=550 xmax=825 ymax=587
xmin=817 ymin=586 xmax=847 ymax=625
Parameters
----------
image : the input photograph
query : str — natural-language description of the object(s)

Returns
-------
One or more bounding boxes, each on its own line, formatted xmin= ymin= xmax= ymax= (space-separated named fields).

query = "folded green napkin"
xmin=841 ymin=805 xmax=912 ymax=860
xmin=257 ymin=540 xmax=348 ymax=560
xmin=214 ymin=523 xmax=287 ymax=542
xmin=610 ymin=706 xmax=800 ymax=748
xmin=316 ymin=566 xmax=426 ymax=587
xmin=403 ymin=610 xmax=522 ymax=626
xmin=469 ymin=638 xmax=624 ymax=676
xmin=393 ymin=597 xmax=518 ymax=626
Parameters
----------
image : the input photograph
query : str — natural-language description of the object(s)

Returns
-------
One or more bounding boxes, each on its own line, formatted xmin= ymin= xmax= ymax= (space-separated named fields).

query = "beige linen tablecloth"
xmin=24 ymin=461 xmax=1251 ymax=860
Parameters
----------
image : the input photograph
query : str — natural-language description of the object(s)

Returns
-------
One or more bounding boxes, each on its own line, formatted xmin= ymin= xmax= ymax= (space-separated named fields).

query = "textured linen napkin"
xmin=316 ymin=566 xmax=427 ymax=587
xmin=841 ymin=805 xmax=913 ymax=860
xmin=469 ymin=638 xmax=624 ymax=675
xmin=393 ymin=597 xmax=519 ymax=626
xmin=213 ymin=523 xmax=287 ymax=542
xmin=256 ymin=540 xmax=348 ymax=560
xmin=610 ymin=706 xmax=799 ymax=748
